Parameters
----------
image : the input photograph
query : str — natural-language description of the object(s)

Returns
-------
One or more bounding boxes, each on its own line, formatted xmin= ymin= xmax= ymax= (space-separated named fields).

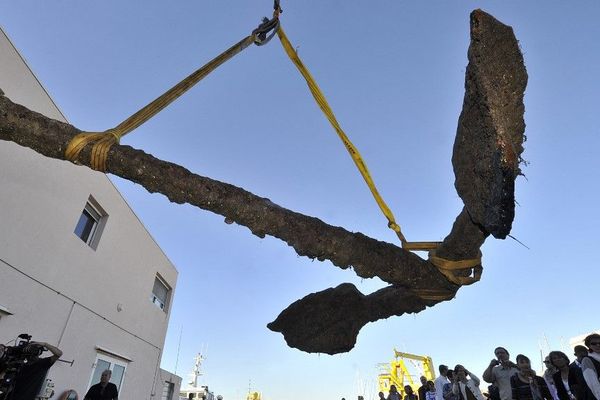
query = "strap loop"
xmin=428 ymin=249 xmax=483 ymax=286
xmin=253 ymin=16 xmax=280 ymax=46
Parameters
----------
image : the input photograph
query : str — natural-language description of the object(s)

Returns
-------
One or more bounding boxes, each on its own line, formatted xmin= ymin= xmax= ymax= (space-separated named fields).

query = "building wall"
xmin=0 ymin=28 xmax=65 ymax=122
xmin=159 ymin=369 xmax=183 ymax=400
xmin=0 ymin=26 xmax=179 ymax=399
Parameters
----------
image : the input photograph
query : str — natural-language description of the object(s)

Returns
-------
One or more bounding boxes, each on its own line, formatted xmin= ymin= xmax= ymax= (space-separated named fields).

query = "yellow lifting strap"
xmin=277 ymin=26 xmax=408 ymax=245
xmin=66 ymin=32 xmax=261 ymax=171
xmin=277 ymin=26 xmax=482 ymax=285
xmin=63 ymin=1 xmax=481 ymax=286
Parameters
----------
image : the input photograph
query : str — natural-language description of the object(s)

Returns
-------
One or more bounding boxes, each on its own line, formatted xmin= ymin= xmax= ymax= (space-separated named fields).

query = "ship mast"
xmin=188 ymin=353 xmax=205 ymax=388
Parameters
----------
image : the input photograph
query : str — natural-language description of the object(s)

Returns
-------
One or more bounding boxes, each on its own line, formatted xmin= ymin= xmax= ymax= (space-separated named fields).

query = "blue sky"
xmin=2 ymin=1 xmax=600 ymax=399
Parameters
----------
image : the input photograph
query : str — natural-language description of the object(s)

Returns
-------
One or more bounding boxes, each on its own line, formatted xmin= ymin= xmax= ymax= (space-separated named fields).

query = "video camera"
xmin=0 ymin=334 xmax=46 ymax=398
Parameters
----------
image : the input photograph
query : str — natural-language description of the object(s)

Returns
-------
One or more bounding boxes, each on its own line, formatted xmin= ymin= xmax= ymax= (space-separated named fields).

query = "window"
xmin=74 ymin=197 xmax=107 ymax=249
xmin=88 ymin=352 xmax=128 ymax=393
xmin=162 ymin=381 xmax=175 ymax=400
xmin=151 ymin=275 xmax=171 ymax=311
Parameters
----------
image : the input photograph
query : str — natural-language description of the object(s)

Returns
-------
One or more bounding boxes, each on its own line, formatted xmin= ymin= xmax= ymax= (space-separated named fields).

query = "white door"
xmin=88 ymin=353 xmax=128 ymax=393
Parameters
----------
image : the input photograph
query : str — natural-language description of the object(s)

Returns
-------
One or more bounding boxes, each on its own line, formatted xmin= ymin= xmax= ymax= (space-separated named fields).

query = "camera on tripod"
xmin=0 ymin=334 xmax=46 ymax=396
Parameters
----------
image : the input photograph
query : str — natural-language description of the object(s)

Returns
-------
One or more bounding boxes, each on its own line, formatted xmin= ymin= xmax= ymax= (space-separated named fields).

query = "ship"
xmin=179 ymin=353 xmax=222 ymax=400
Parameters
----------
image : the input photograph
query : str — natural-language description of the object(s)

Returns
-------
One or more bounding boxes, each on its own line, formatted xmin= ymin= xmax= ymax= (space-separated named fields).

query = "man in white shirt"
xmin=435 ymin=365 xmax=450 ymax=400
xmin=482 ymin=347 xmax=518 ymax=400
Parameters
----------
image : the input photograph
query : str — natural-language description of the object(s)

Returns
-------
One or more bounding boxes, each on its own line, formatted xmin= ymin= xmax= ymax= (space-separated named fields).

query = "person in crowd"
xmin=483 ymin=347 xmax=519 ymax=400
xmin=10 ymin=341 xmax=63 ymax=400
xmin=581 ymin=334 xmax=600 ymax=400
xmin=569 ymin=346 xmax=593 ymax=400
xmin=574 ymin=347 xmax=590 ymax=369
xmin=406 ymin=385 xmax=419 ymax=400
xmin=510 ymin=354 xmax=552 ymax=400
xmin=388 ymin=385 xmax=402 ymax=400
xmin=487 ymin=384 xmax=501 ymax=400
xmin=426 ymin=381 xmax=437 ymax=400
xmin=420 ymin=376 xmax=430 ymax=400
xmin=544 ymin=356 xmax=561 ymax=400
xmin=436 ymin=366 xmax=451 ymax=400
xmin=380 ymin=392 xmax=387 ymax=400
xmin=444 ymin=370 xmax=458 ymax=400
xmin=452 ymin=364 xmax=486 ymax=400
xmin=83 ymin=369 xmax=119 ymax=400
xmin=549 ymin=350 xmax=583 ymax=400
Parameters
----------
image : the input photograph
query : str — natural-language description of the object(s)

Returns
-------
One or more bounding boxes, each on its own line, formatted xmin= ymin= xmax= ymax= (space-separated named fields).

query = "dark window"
xmin=74 ymin=199 xmax=106 ymax=249
xmin=151 ymin=276 xmax=171 ymax=311
xmin=74 ymin=208 xmax=99 ymax=243
xmin=162 ymin=382 xmax=175 ymax=400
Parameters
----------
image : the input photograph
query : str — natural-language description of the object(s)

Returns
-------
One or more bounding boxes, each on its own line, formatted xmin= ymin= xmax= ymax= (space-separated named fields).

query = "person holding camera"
xmin=483 ymin=347 xmax=519 ymax=400
xmin=10 ymin=341 xmax=62 ymax=400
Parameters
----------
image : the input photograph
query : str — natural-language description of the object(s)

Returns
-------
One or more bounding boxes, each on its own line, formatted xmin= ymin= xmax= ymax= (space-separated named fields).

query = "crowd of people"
xmin=377 ymin=333 xmax=600 ymax=400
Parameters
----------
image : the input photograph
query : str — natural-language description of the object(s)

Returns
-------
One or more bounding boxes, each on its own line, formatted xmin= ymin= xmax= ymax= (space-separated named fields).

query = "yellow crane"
xmin=246 ymin=391 xmax=261 ymax=400
xmin=378 ymin=349 xmax=436 ymax=398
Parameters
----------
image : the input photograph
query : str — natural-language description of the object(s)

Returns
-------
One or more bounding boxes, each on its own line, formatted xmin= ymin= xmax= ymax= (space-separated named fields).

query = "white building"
xmin=0 ymin=26 xmax=181 ymax=399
